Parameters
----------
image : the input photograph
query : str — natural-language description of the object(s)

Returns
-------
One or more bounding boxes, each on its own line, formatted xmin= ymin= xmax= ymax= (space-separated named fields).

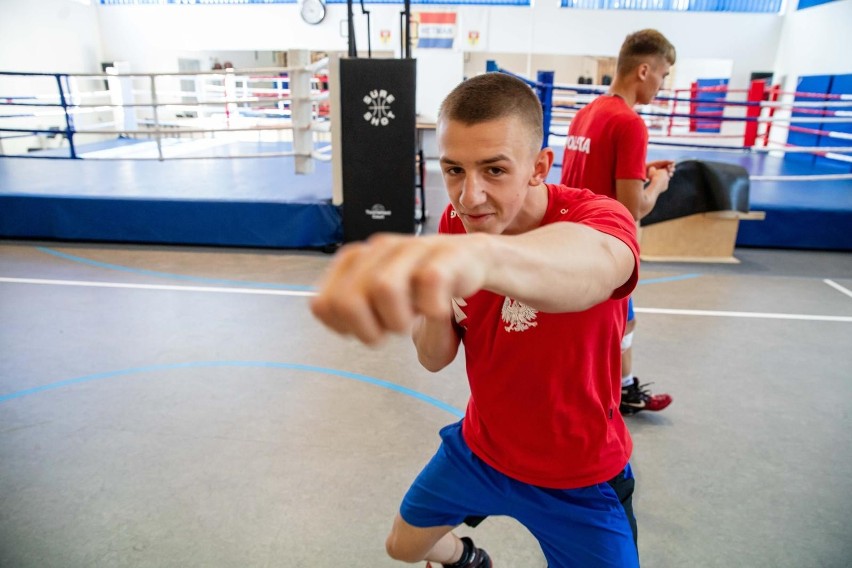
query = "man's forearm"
xmin=638 ymin=180 xmax=666 ymax=219
xmin=480 ymin=222 xmax=635 ymax=313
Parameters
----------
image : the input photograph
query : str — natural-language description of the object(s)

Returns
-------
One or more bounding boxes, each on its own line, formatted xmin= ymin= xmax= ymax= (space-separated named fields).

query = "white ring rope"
xmin=755 ymin=116 xmax=852 ymax=124
xmin=3 ymin=65 xmax=320 ymax=79
xmin=749 ymin=173 xmax=852 ymax=181
xmin=6 ymin=97 xmax=316 ymax=109
xmin=62 ymin=152 xmax=301 ymax=161
xmin=758 ymin=100 xmax=852 ymax=109
xmin=2 ymin=120 xmax=331 ymax=138
xmin=824 ymin=131 xmax=852 ymax=140
xmin=751 ymin=145 xmax=852 ymax=153
xmin=647 ymin=140 xmax=852 ymax=154
xmin=305 ymin=57 xmax=330 ymax=73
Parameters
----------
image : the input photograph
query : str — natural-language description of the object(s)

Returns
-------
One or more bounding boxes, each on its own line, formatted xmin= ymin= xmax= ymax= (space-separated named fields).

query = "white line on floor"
xmin=3 ymin=277 xmax=851 ymax=322
xmin=0 ymin=277 xmax=315 ymax=297
xmin=824 ymin=279 xmax=852 ymax=300
xmin=635 ymin=307 xmax=852 ymax=322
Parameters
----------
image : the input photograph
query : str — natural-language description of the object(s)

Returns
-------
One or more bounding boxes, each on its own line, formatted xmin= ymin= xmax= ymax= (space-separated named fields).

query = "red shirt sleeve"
xmin=613 ymin=114 xmax=648 ymax=182
xmin=556 ymin=189 xmax=640 ymax=299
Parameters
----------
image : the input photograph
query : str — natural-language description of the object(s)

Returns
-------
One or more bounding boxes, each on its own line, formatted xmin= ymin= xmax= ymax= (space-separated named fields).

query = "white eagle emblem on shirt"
xmin=451 ymin=297 xmax=468 ymax=324
xmin=501 ymin=297 xmax=538 ymax=332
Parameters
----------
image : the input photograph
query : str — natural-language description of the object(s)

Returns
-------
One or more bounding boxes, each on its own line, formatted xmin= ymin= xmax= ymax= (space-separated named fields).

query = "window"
xmin=560 ymin=0 xmax=782 ymax=13
xmin=100 ymin=0 xmax=530 ymax=5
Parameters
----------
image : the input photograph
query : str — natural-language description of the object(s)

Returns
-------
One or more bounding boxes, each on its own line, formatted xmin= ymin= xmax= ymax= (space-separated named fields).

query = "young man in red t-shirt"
xmin=561 ymin=28 xmax=676 ymax=415
xmin=312 ymin=73 xmax=641 ymax=567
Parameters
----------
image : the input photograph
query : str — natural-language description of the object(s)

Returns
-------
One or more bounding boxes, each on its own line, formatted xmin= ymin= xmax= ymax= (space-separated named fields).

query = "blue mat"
xmin=551 ymin=146 xmax=852 ymax=251
xmin=3 ymin=139 xmax=849 ymax=251
xmin=0 ymin=141 xmax=342 ymax=248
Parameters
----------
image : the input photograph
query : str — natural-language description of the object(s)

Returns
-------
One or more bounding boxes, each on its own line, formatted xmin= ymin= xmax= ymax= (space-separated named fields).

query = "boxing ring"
xmin=0 ymin=53 xmax=342 ymax=249
xmin=2 ymin=59 xmax=851 ymax=252
xmin=493 ymin=63 xmax=852 ymax=253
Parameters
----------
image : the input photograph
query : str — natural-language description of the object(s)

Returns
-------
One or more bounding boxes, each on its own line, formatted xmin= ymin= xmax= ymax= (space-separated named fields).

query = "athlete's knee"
xmin=385 ymin=532 xmax=417 ymax=562
xmin=385 ymin=524 xmax=426 ymax=563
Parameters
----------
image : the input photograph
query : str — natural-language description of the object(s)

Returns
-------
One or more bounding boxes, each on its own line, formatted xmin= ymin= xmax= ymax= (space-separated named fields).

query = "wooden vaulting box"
xmin=637 ymin=160 xmax=764 ymax=263
xmin=639 ymin=210 xmax=765 ymax=264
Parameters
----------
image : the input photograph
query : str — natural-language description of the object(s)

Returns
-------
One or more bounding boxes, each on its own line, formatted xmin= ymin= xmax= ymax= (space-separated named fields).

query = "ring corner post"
xmin=743 ymin=79 xmax=765 ymax=148
xmin=329 ymin=53 xmax=344 ymax=207
xmin=55 ymin=74 xmax=77 ymax=159
xmin=536 ymin=71 xmax=555 ymax=149
xmin=290 ymin=49 xmax=315 ymax=175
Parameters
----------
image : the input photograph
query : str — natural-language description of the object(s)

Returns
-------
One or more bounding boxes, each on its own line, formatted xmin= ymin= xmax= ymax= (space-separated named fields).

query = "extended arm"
xmin=310 ymin=223 xmax=635 ymax=347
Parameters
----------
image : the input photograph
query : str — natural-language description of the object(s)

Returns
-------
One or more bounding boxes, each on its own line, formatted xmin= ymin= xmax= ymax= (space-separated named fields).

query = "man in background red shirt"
xmin=561 ymin=28 xmax=677 ymax=415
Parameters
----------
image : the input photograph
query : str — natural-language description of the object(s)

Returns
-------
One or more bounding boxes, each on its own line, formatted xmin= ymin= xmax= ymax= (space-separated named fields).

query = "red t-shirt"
xmin=560 ymin=95 xmax=648 ymax=199
xmin=439 ymin=183 xmax=639 ymax=489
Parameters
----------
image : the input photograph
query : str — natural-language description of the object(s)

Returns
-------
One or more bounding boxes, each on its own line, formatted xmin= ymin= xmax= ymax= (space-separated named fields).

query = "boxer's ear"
xmin=530 ymin=147 xmax=554 ymax=186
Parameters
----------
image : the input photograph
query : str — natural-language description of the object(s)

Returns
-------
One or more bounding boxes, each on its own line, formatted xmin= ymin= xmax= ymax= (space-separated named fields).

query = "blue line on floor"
xmin=638 ymin=273 xmax=701 ymax=285
xmin=0 ymin=361 xmax=465 ymax=418
xmin=37 ymin=247 xmax=317 ymax=292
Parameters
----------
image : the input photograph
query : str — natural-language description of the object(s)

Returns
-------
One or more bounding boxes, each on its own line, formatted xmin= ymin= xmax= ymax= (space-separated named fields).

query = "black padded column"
xmin=339 ymin=59 xmax=416 ymax=242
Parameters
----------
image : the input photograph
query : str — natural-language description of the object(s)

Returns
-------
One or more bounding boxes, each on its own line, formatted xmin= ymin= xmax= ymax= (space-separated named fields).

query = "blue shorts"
xmin=627 ymin=296 xmax=635 ymax=323
xmin=400 ymin=422 xmax=639 ymax=568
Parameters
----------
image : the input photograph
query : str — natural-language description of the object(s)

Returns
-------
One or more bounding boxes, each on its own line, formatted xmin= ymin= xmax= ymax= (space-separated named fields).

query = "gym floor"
xmin=1 ymin=166 xmax=851 ymax=567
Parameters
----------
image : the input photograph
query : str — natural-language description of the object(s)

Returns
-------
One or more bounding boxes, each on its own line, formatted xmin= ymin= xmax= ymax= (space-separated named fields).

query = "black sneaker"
xmin=620 ymin=377 xmax=673 ymax=415
xmin=426 ymin=537 xmax=492 ymax=568
xmin=455 ymin=537 xmax=491 ymax=568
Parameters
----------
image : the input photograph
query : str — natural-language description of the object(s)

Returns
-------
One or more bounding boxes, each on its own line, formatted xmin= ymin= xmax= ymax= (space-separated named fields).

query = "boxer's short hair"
xmin=439 ymin=72 xmax=543 ymax=152
xmin=617 ymin=29 xmax=676 ymax=76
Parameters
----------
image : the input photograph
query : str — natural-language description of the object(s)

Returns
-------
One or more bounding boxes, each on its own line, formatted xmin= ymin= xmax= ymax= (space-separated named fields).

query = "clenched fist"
xmin=310 ymin=233 xmax=489 ymax=345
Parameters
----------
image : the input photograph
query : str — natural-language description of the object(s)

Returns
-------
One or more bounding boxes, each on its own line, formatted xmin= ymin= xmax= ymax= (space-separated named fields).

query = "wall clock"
xmin=300 ymin=0 xmax=327 ymax=25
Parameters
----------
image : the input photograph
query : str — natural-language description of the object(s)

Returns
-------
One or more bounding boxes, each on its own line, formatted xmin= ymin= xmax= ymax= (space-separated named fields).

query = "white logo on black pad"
xmin=366 ymin=204 xmax=392 ymax=220
xmin=363 ymin=89 xmax=396 ymax=126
